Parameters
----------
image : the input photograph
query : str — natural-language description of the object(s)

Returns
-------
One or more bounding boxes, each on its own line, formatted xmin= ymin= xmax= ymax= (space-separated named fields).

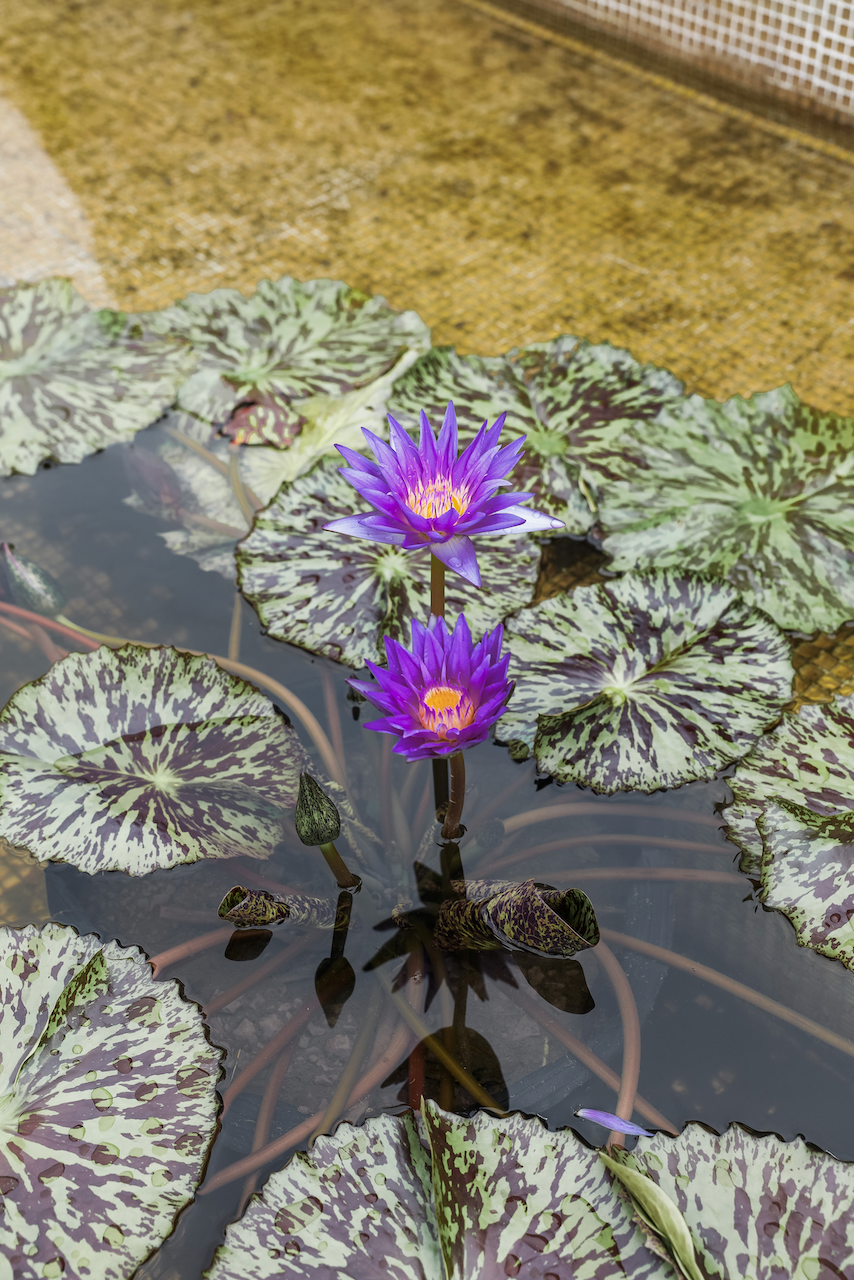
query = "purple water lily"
xmin=323 ymin=402 xmax=564 ymax=586
xmin=347 ymin=613 xmax=514 ymax=760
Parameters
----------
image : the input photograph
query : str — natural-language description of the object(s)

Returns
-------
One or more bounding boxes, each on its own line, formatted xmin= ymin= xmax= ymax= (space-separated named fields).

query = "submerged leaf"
xmin=206 ymin=1104 xmax=671 ymax=1280
xmin=496 ymin=570 xmax=793 ymax=793
xmin=0 ymin=543 xmax=65 ymax=616
xmin=725 ymin=695 xmax=854 ymax=876
xmin=0 ymin=645 xmax=307 ymax=875
xmin=584 ymin=384 xmax=854 ymax=632
xmin=0 ymin=922 xmax=221 ymax=1280
xmin=630 ymin=1122 xmax=854 ymax=1280
xmin=0 ymin=279 xmax=195 ymax=476
xmin=387 ymin=339 xmax=684 ymax=537
xmin=237 ymin=459 xmax=540 ymax=666
xmin=145 ymin=276 xmax=430 ymax=444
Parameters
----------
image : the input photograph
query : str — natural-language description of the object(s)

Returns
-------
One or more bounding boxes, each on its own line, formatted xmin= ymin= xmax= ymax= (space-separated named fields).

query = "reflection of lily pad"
xmin=725 ymin=695 xmax=854 ymax=876
xmin=0 ymin=279 xmax=195 ymax=476
xmin=236 ymin=460 xmax=540 ymax=666
xmin=497 ymin=570 xmax=793 ymax=793
xmin=586 ymin=385 xmax=854 ymax=632
xmin=206 ymin=1103 xmax=669 ymax=1280
xmin=0 ymin=645 xmax=306 ymax=875
xmin=145 ymin=276 xmax=430 ymax=444
xmin=386 ymin=338 xmax=684 ymax=536
xmin=614 ymin=1123 xmax=854 ymax=1280
xmin=0 ymin=922 xmax=221 ymax=1280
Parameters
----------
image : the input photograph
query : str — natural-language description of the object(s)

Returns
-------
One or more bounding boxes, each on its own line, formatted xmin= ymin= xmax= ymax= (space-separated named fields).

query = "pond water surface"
xmin=2 ymin=428 xmax=854 ymax=1278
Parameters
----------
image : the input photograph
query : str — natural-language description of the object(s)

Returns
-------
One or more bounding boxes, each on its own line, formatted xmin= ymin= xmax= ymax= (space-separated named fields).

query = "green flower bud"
xmin=295 ymin=772 xmax=341 ymax=846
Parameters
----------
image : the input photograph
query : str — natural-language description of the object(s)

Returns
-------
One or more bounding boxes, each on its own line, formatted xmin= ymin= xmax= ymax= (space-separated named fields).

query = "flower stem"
xmin=441 ymin=751 xmax=466 ymax=839
xmin=432 ymin=757 xmax=450 ymax=824
xmin=430 ymin=554 xmax=445 ymax=618
xmin=318 ymin=841 xmax=361 ymax=890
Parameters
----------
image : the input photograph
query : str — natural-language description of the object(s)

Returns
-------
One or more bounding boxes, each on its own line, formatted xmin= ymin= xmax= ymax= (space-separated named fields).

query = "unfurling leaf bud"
xmin=0 ymin=543 xmax=65 ymax=616
xmin=295 ymin=772 xmax=341 ymax=846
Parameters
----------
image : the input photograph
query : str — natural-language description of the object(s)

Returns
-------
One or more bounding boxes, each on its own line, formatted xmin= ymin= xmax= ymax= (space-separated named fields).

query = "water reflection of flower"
xmin=347 ymin=613 xmax=513 ymax=760
xmin=324 ymin=401 xmax=563 ymax=586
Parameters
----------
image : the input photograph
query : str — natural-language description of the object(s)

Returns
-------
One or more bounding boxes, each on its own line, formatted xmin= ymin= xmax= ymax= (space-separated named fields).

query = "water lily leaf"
xmin=0 ymin=922 xmax=222 ymax=1280
xmin=0 ymin=645 xmax=307 ymax=875
xmin=431 ymin=877 xmax=599 ymax=956
xmin=386 ymin=338 xmax=684 ymax=537
xmin=206 ymin=1104 xmax=673 ymax=1280
xmin=218 ymin=886 xmax=338 ymax=929
xmin=754 ymin=800 xmax=854 ymax=968
xmin=628 ymin=1122 xmax=854 ymax=1279
xmin=0 ymin=279 xmax=195 ymax=476
xmin=586 ymin=384 xmax=854 ymax=632
xmin=497 ymin=570 xmax=793 ymax=792
xmin=601 ymin=1153 xmax=703 ymax=1280
xmin=145 ymin=276 xmax=430 ymax=444
xmin=725 ymin=695 xmax=854 ymax=877
xmin=236 ymin=459 xmax=541 ymax=666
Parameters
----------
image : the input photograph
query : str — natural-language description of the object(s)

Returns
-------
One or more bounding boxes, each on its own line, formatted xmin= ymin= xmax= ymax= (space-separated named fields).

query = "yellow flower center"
xmin=418 ymin=685 xmax=476 ymax=737
xmin=407 ymin=478 xmax=468 ymax=519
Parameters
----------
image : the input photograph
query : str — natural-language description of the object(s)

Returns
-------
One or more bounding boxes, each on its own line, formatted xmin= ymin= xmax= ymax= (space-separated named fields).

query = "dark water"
xmin=3 ymin=432 xmax=854 ymax=1279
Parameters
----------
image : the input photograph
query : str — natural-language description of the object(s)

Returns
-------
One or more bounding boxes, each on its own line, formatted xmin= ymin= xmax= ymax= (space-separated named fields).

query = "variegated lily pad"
xmin=206 ymin=1102 xmax=671 ymax=1280
xmin=0 ymin=645 xmax=306 ymax=875
xmin=145 ymin=276 xmax=430 ymax=444
xmin=0 ymin=278 xmax=195 ymax=476
xmin=0 ymin=922 xmax=222 ymax=1280
xmin=725 ymin=695 xmax=854 ymax=877
xmin=236 ymin=460 xmax=541 ymax=666
xmin=386 ymin=338 xmax=684 ymax=537
xmin=496 ymin=570 xmax=792 ymax=793
xmin=619 ymin=1122 xmax=854 ymax=1279
xmin=586 ymin=384 xmax=854 ymax=632
xmin=724 ymin=695 xmax=854 ymax=966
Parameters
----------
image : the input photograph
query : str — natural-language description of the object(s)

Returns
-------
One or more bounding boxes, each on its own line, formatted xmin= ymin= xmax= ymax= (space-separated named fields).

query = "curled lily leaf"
xmin=0 ymin=923 xmax=222 ymax=1280
xmin=431 ymin=877 xmax=599 ymax=956
xmin=576 ymin=1109 xmax=653 ymax=1137
xmin=218 ymin=885 xmax=338 ymax=930
xmin=601 ymin=1151 xmax=704 ymax=1280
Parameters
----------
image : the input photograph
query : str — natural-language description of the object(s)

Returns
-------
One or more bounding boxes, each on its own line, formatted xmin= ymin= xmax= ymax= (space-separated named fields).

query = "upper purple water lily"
xmin=323 ymin=402 xmax=564 ymax=586
xmin=347 ymin=613 xmax=514 ymax=760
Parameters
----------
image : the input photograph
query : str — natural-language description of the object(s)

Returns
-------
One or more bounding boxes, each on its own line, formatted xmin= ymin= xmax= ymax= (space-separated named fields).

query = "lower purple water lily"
xmin=347 ymin=614 xmax=514 ymax=761
xmin=324 ymin=402 xmax=564 ymax=587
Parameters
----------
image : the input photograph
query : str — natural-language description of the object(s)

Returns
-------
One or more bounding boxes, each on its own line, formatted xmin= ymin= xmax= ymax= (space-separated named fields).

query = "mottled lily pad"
xmin=206 ymin=1103 xmax=671 ymax=1280
xmin=0 ymin=278 xmax=195 ymax=476
xmin=0 ymin=645 xmax=306 ymax=875
xmin=236 ymin=460 xmax=541 ymax=666
xmin=586 ymin=384 xmax=854 ymax=632
xmin=0 ymin=922 xmax=222 ymax=1280
xmin=725 ymin=695 xmax=854 ymax=877
xmin=386 ymin=338 xmax=684 ymax=537
xmin=618 ymin=1122 xmax=854 ymax=1280
xmin=496 ymin=570 xmax=793 ymax=793
xmin=145 ymin=276 xmax=430 ymax=444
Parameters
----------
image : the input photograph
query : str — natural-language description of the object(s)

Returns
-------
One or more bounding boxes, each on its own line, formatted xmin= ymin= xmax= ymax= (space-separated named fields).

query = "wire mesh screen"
xmin=551 ymin=0 xmax=854 ymax=119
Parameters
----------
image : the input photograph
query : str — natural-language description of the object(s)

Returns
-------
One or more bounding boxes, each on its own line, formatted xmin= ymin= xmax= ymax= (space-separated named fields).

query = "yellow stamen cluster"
xmin=407 ymin=478 xmax=468 ymax=519
xmin=418 ymin=685 xmax=476 ymax=737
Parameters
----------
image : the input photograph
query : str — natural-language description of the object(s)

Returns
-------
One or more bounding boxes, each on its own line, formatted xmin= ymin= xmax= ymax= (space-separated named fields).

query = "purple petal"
xmin=430 ymin=535 xmax=480 ymax=586
xmin=323 ymin=515 xmax=407 ymax=544
xmin=494 ymin=504 xmax=565 ymax=533
xmin=574 ymin=1109 xmax=653 ymax=1137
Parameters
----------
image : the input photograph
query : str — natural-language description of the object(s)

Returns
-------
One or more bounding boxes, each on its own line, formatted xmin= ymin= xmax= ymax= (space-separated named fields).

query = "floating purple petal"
xmin=575 ymin=1108 xmax=654 ymax=1137
xmin=348 ymin=613 xmax=514 ymax=760
xmin=324 ymin=401 xmax=564 ymax=583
